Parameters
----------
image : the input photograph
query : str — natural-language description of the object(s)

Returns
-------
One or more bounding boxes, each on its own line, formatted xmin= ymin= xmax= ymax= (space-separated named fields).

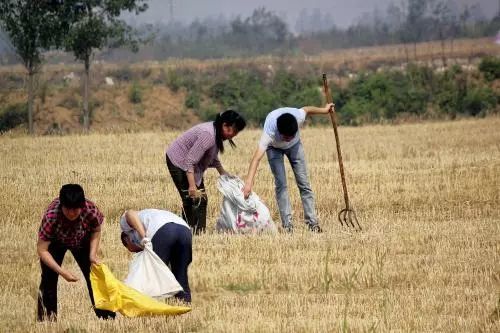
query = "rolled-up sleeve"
xmin=297 ymin=108 xmax=307 ymax=127
xmin=185 ymin=132 xmax=213 ymax=172
xmin=86 ymin=202 xmax=104 ymax=232
xmin=38 ymin=216 xmax=55 ymax=241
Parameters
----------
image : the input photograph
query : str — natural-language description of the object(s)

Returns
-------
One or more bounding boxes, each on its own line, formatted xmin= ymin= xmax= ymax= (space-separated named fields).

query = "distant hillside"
xmin=0 ymin=38 xmax=498 ymax=134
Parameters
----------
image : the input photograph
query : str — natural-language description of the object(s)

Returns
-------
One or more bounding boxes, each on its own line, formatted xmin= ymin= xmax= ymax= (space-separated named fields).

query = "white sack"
xmin=216 ymin=175 xmax=276 ymax=234
xmin=124 ymin=243 xmax=183 ymax=299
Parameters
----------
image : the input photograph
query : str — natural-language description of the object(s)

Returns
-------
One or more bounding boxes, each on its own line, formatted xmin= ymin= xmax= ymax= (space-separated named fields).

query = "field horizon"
xmin=0 ymin=116 xmax=498 ymax=332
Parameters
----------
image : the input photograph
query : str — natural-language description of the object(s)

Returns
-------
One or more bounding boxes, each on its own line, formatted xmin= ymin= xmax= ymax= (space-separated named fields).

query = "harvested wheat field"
xmin=0 ymin=117 xmax=499 ymax=332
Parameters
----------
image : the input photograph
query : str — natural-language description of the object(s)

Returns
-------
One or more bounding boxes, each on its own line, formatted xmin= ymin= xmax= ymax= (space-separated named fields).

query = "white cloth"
xmin=258 ymin=107 xmax=307 ymax=150
xmin=124 ymin=243 xmax=183 ymax=299
xmin=216 ymin=175 xmax=276 ymax=234
xmin=120 ymin=209 xmax=190 ymax=246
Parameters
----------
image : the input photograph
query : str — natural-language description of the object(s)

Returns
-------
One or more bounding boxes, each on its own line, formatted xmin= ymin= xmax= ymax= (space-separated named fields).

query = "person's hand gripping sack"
xmin=140 ymin=237 xmax=152 ymax=249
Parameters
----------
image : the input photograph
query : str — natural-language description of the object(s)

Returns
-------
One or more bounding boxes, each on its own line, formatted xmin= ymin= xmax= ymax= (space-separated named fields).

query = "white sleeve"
xmin=297 ymin=108 xmax=307 ymax=127
xmin=258 ymin=132 xmax=273 ymax=151
xmin=119 ymin=213 xmax=132 ymax=233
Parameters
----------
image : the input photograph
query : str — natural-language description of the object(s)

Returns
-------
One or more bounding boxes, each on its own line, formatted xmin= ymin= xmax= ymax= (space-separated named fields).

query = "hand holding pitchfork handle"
xmin=322 ymin=73 xmax=362 ymax=231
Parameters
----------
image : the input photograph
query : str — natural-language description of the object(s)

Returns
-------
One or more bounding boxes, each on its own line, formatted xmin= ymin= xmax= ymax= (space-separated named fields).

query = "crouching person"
xmin=120 ymin=209 xmax=192 ymax=303
xmin=37 ymin=184 xmax=115 ymax=321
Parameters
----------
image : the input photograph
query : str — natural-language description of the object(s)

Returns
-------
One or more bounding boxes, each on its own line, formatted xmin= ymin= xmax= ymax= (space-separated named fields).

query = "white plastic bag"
xmin=216 ymin=175 xmax=276 ymax=234
xmin=124 ymin=243 xmax=183 ymax=299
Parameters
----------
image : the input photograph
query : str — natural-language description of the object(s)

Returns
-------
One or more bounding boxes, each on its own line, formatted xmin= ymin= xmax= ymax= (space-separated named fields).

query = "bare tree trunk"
xmin=27 ymin=69 xmax=34 ymax=135
xmin=441 ymin=39 xmax=447 ymax=67
xmin=83 ymin=57 xmax=90 ymax=132
xmin=450 ymin=38 xmax=454 ymax=64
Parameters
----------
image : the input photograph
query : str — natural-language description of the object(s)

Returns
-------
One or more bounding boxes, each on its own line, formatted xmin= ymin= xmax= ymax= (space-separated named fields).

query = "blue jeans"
xmin=266 ymin=141 xmax=318 ymax=228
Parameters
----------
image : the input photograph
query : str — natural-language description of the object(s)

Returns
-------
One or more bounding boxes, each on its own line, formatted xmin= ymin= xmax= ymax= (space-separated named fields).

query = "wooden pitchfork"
xmin=322 ymin=73 xmax=362 ymax=231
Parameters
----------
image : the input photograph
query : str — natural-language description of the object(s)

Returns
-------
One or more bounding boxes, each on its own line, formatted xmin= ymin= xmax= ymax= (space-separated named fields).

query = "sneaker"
xmin=283 ymin=225 xmax=294 ymax=233
xmin=309 ymin=224 xmax=323 ymax=233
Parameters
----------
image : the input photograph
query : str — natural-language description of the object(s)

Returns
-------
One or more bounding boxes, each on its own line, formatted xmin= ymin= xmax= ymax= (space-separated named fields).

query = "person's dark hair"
xmin=277 ymin=113 xmax=298 ymax=137
xmin=120 ymin=232 xmax=128 ymax=248
xmin=59 ymin=183 xmax=85 ymax=208
xmin=213 ymin=109 xmax=246 ymax=153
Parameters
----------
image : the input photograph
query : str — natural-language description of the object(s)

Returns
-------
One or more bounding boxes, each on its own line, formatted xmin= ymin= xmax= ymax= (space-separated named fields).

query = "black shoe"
xmin=309 ymin=224 xmax=323 ymax=233
xmin=283 ymin=225 xmax=294 ymax=233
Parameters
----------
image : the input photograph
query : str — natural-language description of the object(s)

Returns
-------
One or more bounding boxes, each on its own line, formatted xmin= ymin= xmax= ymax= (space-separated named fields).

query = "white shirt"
xmin=120 ymin=209 xmax=190 ymax=246
xmin=258 ymin=107 xmax=307 ymax=151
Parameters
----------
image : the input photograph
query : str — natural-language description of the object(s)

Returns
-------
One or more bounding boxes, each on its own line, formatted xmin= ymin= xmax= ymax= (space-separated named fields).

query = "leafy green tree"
xmin=60 ymin=0 xmax=148 ymax=131
xmin=0 ymin=1 xmax=62 ymax=134
xmin=229 ymin=8 xmax=289 ymax=54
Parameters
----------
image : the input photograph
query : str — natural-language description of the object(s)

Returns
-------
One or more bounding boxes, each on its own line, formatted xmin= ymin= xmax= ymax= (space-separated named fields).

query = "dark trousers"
xmin=166 ymin=155 xmax=208 ymax=234
xmin=37 ymin=239 xmax=116 ymax=321
xmin=152 ymin=223 xmax=193 ymax=303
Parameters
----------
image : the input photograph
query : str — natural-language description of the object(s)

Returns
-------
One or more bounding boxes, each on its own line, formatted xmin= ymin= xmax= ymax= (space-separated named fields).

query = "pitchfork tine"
xmin=350 ymin=210 xmax=362 ymax=231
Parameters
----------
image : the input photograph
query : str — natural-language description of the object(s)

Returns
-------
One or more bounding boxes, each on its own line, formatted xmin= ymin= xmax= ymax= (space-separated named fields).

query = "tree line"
xmin=106 ymin=0 xmax=500 ymax=61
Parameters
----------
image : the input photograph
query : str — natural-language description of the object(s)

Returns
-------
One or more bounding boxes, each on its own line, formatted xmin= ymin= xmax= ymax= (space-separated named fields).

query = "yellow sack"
xmin=90 ymin=263 xmax=191 ymax=317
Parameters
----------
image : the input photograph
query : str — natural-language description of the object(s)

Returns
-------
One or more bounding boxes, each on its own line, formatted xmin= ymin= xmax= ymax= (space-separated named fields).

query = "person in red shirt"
xmin=36 ymin=184 xmax=115 ymax=321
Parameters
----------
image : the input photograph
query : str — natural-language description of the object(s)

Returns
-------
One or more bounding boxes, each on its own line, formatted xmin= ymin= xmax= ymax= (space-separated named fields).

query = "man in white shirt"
xmin=120 ymin=209 xmax=192 ymax=302
xmin=243 ymin=103 xmax=334 ymax=233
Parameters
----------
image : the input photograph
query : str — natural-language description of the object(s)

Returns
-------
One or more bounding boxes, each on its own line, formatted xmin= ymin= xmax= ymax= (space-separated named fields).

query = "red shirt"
xmin=38 ymin=198 xmax=103 ymax=248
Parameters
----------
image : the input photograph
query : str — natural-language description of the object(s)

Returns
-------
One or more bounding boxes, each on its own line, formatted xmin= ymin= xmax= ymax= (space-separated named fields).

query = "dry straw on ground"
xmin=0 ymin=117 xmax=498 ymax=332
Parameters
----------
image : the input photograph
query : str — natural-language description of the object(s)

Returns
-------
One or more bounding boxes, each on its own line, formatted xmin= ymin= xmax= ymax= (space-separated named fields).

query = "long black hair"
xmin=213 ymin=110 xmax=246 ymax=153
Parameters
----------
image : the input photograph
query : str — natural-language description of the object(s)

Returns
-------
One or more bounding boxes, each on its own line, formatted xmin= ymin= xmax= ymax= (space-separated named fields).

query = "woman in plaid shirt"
xmin=36 ymin=184 xmax=115 ymax=321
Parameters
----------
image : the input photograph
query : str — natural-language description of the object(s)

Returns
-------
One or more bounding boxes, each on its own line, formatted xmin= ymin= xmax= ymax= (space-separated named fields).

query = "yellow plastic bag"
xmin=90 ymin=263 xmax=191 ymax=317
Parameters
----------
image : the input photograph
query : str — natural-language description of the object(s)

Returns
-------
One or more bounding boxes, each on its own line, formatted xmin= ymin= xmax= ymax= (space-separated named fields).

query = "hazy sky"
xmin=133 ymin=0 xmax=499 ymax=28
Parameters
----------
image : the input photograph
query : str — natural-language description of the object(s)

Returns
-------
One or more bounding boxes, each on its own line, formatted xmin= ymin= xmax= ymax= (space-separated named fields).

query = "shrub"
xmin=107 ymin=66 xmax=135 ymax=81
xmin=478 ymin=57 xmax=500 ymax=81
xmin=197 ymin=104 xmax=219 ymax=121
xmin=208 ymin=69 xmax=323 ymax=124
xmin=340 ymin=69 xmax=433 ymax=122
xmin=0 ymin=103 xmax=28 ymax=132
xmin=185 ymin=90 xmax=201 ymax=109
xmin=463 ymin=86 xmax=496 ymax=116
xmin=165 ymin=68 xmax=199 ymax=93
xmin=188 ymin=64 xmax=498 ymax=125
xmin=129 ymin=82 xmax=143 ymax=104
xmin=166 ymin=69 xmax=181 ymax=92
xmin=286 ymin=87 xmax=322 ymax=110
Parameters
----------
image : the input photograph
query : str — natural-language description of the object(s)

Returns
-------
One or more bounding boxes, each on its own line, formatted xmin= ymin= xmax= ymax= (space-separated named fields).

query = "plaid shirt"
xmin=38 ymin=198 xmax=104 ymax=248
xmin=166 ymin=121 xmax=222 ymax=186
